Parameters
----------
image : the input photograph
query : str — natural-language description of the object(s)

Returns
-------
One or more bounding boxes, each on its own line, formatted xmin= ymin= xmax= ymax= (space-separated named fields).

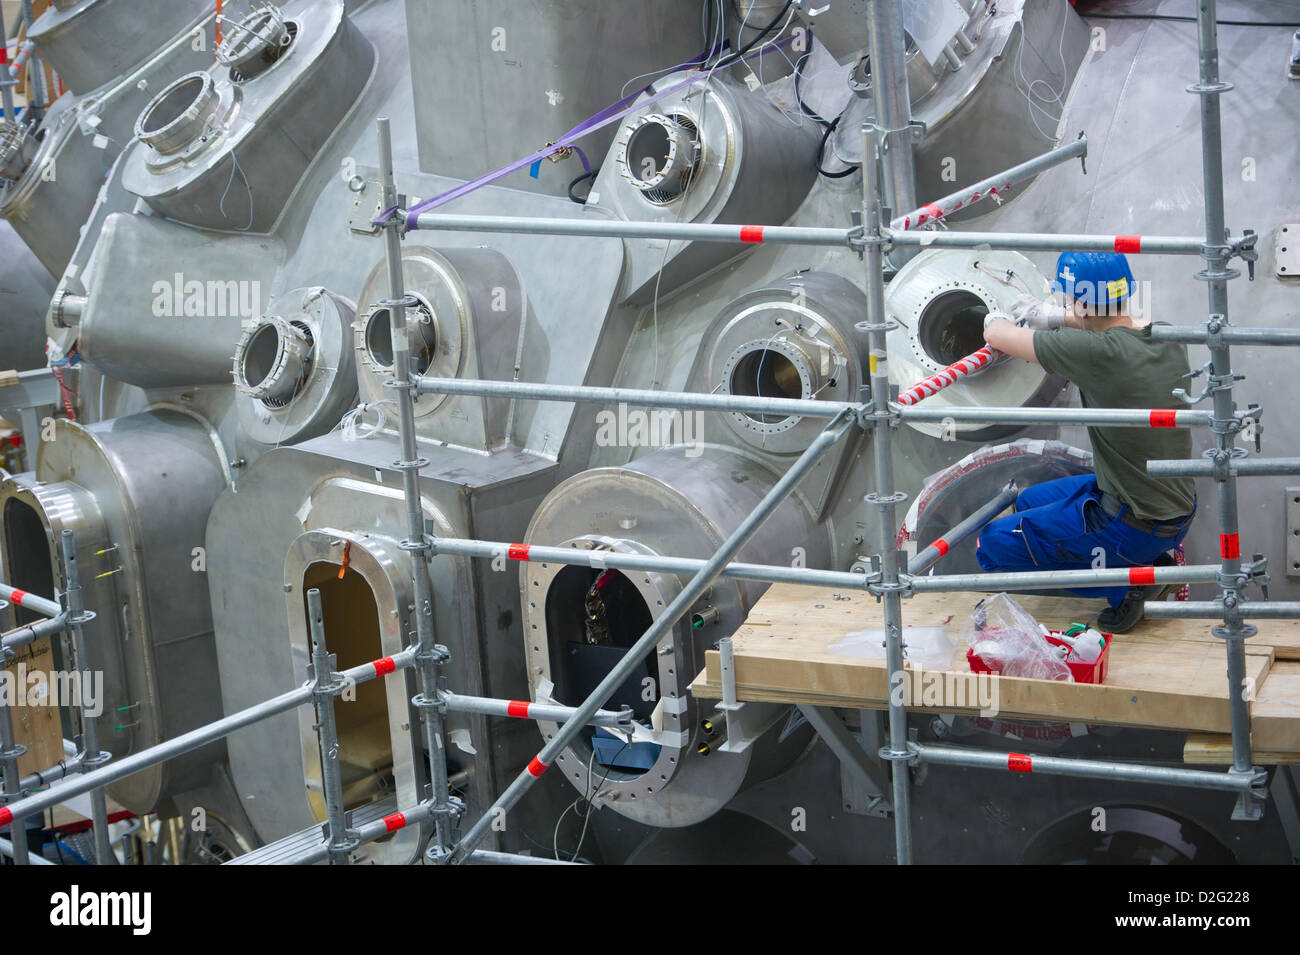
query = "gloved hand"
xmin=1010 ymin=294 xmax=1067 ymax=330
xmin=983 ymin=310 xmax=1015 ymax=331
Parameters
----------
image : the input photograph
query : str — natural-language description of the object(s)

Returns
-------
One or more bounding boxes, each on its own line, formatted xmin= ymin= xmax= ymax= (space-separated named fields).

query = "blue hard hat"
xmin=1052 ymin=252 xmax=1134 ymax=308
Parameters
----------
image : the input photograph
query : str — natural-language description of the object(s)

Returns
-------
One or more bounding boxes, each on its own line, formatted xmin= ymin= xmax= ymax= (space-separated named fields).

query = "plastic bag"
xmin=829 ymin=626 xmax=955 ymax=670
xmin=960 ymin=593 xmax=1073 ymax=682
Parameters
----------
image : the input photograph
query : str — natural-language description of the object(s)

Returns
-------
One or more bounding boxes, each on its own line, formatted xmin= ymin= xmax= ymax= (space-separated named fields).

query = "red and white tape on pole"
xmin=896 ymin=346 xmax=1000 ymax=407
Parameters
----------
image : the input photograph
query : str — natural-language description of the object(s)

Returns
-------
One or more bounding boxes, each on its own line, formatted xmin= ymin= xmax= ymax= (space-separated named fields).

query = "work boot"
xmin=1098 ymin=555 xmax=1176 ymax=633
xmin=1097 ymin=587 xmax=1147 ymax=633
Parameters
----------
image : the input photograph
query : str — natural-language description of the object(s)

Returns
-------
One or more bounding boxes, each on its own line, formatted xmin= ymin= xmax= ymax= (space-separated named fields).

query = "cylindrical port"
xmin=621 ymin=113 xmax=700 ymax=203
xmin=218 ymin=4 xmax=295 ymax=80
xmin=134 ymin=72 xmax=221 ymax=155
xmin=52 ymin=291 xmax=86 ymax=329
xmin=362 ymin=300 xmax=437 ymax=375
xmin=691 ymin=605 xmax=720 ymax=630
xmin=916 ymin=289 xmax=990 ymax=369
xmin=233 ymin=316 xmax=314 ymax=406
xmin=727 ymin=344 xmax=811 ymax=426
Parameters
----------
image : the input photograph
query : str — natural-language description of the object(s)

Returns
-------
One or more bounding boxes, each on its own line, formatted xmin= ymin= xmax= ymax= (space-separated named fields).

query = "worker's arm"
xmin=983 ymin=316 xmax=1039 ymax=363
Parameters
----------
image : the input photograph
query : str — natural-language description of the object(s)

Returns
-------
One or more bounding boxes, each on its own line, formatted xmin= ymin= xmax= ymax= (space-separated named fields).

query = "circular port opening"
xmin=730 ymin=349 xmax=804 ymax=424
xmin=139 ymin=76 xmax=206 ymax=134
xmin=235 ymin=319 xmax=314 ymax=407
xmin=917 ymin=290 xmax=990 ymax=368
xmin=627 ymin=122 xmax=672 ymax=182
xmin=624 ymin=113 xmax=699 ymax=203
xmin=364 ymin=302 xmax=437 ymax=374
xmin=226 ymin=19 xmax=299 ymax=83
xmin=543 ymin=566 xmax=663 ymax=782
xmin=134 ymin=72 xmax=220 ymax=154
xmin=240 ymin=322 xmax=280 ymax=390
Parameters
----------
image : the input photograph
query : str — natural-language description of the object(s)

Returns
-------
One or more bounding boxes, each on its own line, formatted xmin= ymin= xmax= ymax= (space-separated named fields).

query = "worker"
xmin=974 ymin=252 xmax=1197 ymax=632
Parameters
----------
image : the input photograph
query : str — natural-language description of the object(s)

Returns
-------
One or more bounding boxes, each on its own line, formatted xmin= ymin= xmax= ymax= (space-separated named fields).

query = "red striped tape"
xmin=507 ymin=543 xmax=530 ymax=561
xmin=526 ymin=756 xmax=548 ymax=777
xmin=934 ymin=539 xmax=949 ymax=557
xmin=506 ymin=700 xmax=531 ymax=719
xmin=1008 ymin=753 xmax=1033 ymax=773
xmin=739 ymin=225 xmax=764 ymax=244
xmin=1114 ymin=235 xmax=1142 ymax=253
xmin=1221 ymin=533 xmax=1240 ymax=559
xmin=382 ymin=812 xmax=406 ymax=833
xmin=373 ymin=656 xmax=397 ymax=676
xmin=1149 ymin=410 xmax=1177 ymax=428
xmin=1129 ymin=566 xmax=1156 ymax=586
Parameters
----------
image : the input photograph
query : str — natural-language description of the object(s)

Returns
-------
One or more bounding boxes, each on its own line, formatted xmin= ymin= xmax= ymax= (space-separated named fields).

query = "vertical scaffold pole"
xmin=62 ymin=530 xmax=112 ymax=864
xmin=860 ymin=123 xmax=914 ymax=863
xmin=1191 ymin=0 xmax=1261 ymax=815
xmin=307 ymin=588 xmax=357 ymax=864
xmin=376 ymin=117 xmax=456 ymax=854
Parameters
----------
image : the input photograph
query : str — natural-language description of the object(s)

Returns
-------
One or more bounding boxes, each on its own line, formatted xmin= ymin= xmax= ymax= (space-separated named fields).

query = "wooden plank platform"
xmin=691 ymin=586 xmax=1299 ymax=749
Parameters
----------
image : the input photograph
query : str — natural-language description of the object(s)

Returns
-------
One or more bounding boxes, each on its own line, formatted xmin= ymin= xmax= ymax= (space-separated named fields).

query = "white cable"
xmin=334 ymin=399 xmax=396 ymax=441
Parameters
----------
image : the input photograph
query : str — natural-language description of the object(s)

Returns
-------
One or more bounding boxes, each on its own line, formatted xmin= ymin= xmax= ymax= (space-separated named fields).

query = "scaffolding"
xmin=0 ymin=0 xmax=1294 ymax=865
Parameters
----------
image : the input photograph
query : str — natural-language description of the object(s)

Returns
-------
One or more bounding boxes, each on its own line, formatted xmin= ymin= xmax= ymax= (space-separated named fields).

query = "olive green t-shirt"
xmin=1033 ymin=323 xmax=1196 ymax=521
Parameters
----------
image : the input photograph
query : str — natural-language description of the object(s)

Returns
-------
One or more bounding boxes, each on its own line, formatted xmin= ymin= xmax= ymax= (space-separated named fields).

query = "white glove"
xmin=983 ymin=310 xmax=1015 ymax=331
xmin=1010 ymin=293 xmax=1066 ymax=330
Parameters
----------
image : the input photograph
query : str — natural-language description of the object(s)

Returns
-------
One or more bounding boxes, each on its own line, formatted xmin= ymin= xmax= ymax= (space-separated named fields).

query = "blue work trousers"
xmin=974 ymin=474 xmax=1194 ymax=607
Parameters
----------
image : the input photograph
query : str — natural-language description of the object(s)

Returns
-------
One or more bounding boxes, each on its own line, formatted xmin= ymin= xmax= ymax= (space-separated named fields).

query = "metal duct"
xmin=74 ymin=212 xmax=283 ymax=389
xmin=231 ymin=287 xmax=358 ymax=445
xmin=0 ymin=409 xmax=231 ymax=813
xmin=353 ymin=246 xmax=527 ymax=449
xmin=520 ymin=447 xmax=824 ymax=828
xmin=29 ymin=0 xmax=212 ymax=96
xmin=595 ymin=75 xmax=820 ymax=305
xmin=121 ymin=0 xmax=374 ymax=233
xmin=885 ymin=248 xmax=1065 ymax=440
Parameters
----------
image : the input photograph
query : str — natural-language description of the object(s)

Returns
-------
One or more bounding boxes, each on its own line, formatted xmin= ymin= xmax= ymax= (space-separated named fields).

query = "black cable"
xmin=567 ymin=167 xmax=599 ymax=204
xmin=794 ymin=50 xmax=831 ymax=128
xmin=1084 ymin=12 xmax=1299 ymax=28
xmin=816 ymin=114 xmax=857 ymax=179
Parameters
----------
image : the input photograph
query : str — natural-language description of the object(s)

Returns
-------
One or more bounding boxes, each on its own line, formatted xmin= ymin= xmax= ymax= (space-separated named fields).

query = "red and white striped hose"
xmin=896 ymin=346 xmax=1000 ymax=406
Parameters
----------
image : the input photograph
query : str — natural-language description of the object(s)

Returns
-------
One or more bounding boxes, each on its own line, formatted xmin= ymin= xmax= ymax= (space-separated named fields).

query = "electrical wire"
xmin=333 ymin=399 xmax=397 ymax=440
xmin=1013 ymin=0 xmax=1071 ymax=141
xmin=816 ymin=113 xmax=857 ymax=178
xmin=219 ymin=149 xmax=255 ymax=231
xmin=567 ymin=167 xmax=598 ymax=204
xmin=794 ymin=50 xmax=831 ymax=127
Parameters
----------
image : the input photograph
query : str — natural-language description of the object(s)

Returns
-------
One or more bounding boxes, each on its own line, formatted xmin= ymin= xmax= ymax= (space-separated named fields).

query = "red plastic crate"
xmin=966 ymin=629 xmax=1113 ymax=685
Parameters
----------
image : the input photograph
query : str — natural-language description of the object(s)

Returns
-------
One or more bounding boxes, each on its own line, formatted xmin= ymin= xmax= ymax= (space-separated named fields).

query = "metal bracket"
xmin=1172 ymin=359 xmax=1214 ymax=404
xmin=1232 ymin=229 xmax=1259 ymax=280
xmin=1286 ymin=488 xmax=1300 ymax=578
xmin=1230 ymin=768 xmax=1270 ymax=822
xmin=347 ymin=178 xmax=385 ymax=235
xmin=1275 ymin=224 xmax=1300 ymax=278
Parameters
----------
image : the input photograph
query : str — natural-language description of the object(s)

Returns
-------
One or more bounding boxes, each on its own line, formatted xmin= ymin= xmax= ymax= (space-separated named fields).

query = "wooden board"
xmin=4 ymin=637 xmax=68 ymax=779
xmin=691 ymin=585 xmax=1284 ymax=738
